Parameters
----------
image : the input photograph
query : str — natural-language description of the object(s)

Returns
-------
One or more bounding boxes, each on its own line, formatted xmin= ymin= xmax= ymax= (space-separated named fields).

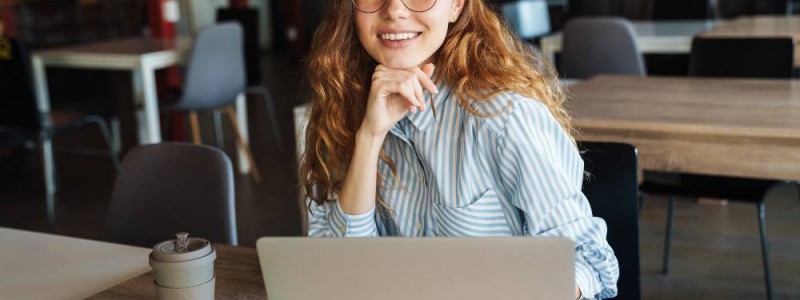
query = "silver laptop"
xmin=256 ymin=237 xmax=575 ymax=300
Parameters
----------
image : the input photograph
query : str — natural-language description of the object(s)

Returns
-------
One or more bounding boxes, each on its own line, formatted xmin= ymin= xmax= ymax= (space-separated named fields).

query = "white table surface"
xmin=0 ymin=227 xmax=151 ymax=300
xmin=30 ymin=37 xmax=251 ymax=173
xmin=540 ymin=20 xmax=716 ymax=64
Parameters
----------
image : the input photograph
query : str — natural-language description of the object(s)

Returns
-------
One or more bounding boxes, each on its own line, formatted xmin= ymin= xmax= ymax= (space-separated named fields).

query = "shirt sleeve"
xmin=492 ymin=99 xmax=619 ymax=299
xmin=306 ymin=198 xmax=379 ymax=237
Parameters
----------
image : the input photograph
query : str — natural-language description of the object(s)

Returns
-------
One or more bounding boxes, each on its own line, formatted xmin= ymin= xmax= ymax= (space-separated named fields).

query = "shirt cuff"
xmin=575 ymin=259 xmax=600 ymax=300
xmin=330 ymin=201 xmax=378 ymax=237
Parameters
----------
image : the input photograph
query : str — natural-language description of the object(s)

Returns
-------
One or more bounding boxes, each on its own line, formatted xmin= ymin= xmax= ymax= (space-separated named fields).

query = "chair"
xmin=641 ymin=36 xmax=796 ymax=300
xmin=560 ymin=17 xmax=646 ymax=79
xmin=688 ymin=37 xmax=796 ymax=78
xmin=0 ymin=36 xmax=118 ymax=226
xmin=106 ymin=142 xmax=238 ymax=247
xmin=579 ymin=141 xmax=641 ymax=300
xmin=652 ymin=0 xmax=713 ymax=20
xmin=214 ymin=12 xmax=286 ymax=154
xmin=166 ymin=22 xmax=284 ymax=184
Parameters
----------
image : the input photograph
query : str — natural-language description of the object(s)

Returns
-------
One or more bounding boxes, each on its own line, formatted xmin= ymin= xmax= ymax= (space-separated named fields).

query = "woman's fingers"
xmin=372 ymin=64 xmax=440 ymax=114
xmin=413 ymin=79 xmax=425 ymax=110
xmin=393 ymin=82 xmax=421 ymax=113
xmin=413 ymin=64 xmax=438 ymax=96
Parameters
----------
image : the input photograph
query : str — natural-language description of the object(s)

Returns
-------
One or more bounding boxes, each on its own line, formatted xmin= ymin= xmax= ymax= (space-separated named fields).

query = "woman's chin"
xmin=379 ymin=58 xmax=427 ymax=70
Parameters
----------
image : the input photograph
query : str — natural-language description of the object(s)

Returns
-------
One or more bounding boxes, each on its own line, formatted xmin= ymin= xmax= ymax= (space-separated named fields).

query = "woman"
xmin=300 ymin=0 xmax=619 ymax=298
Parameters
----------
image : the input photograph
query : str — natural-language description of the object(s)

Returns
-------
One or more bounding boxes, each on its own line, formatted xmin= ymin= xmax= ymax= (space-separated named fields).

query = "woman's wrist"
xmin=356 ymin=127 xmax=387 ymax=149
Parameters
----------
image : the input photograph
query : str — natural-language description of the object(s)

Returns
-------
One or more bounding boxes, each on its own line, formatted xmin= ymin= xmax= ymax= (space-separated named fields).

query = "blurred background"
xmin=1 ymin=1 xmax=799 ymax=299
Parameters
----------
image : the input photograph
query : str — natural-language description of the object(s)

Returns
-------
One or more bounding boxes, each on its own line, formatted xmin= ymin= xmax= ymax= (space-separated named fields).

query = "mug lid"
xmin=151 ymin=232 xmax=213 ymax=262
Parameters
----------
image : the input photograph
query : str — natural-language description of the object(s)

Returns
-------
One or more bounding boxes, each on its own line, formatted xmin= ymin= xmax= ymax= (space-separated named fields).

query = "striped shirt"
xmin=308 ymin=84 xmax=619 ymax=299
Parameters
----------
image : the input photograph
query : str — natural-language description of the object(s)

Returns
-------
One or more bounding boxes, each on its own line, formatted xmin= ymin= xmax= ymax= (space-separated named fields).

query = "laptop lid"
xmin=256 ymin=237 xmax=575 ymax=300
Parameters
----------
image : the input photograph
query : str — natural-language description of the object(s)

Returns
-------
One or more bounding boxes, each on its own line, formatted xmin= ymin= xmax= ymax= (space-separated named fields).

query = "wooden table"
xmin=701 ymin=16 xmax=800 ymax=68
xmin=30 ymin=37 xmax=252 ymax=173
xmin=568 ymin=75 xmax=800 ymax=182
xmin=540 ymin=20 xmax=715 ymax=66
xmin=0 ymin=227 xmax=151 ymax=300
xmin=89 ymin=244 xmax=266 ymax=299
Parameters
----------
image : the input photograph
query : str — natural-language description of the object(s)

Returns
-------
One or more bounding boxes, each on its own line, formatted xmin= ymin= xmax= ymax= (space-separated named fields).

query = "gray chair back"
xmin=107 ymin=142 xmax=238 ymax=247
xmin=176 ymin=22 xmax=245 ymax=111
xmin=561 ymin=17 xmax=646 ymax=79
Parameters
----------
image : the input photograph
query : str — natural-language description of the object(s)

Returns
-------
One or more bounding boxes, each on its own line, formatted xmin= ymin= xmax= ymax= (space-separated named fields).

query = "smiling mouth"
xmin=379 ymin=32 xmax=421 ymax=41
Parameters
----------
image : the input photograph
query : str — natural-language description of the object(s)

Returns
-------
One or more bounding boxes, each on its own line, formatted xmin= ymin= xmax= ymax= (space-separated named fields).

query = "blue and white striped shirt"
xmin=308 ymin=84 xmax=619 ymax=299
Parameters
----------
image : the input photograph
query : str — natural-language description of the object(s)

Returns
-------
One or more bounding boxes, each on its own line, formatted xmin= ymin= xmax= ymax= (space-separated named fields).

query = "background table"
xmin=540 ymin=20 xmax=715 ymax=66
xmin=31 ymin=37 xmax=252 ymax=173
xmin=0 ymin=227 xmax=151 ymax=300
xmin=568 ymin=75 xmax=800 ymax=181
xmin=89 ymin=244 xmax=266 ymax=299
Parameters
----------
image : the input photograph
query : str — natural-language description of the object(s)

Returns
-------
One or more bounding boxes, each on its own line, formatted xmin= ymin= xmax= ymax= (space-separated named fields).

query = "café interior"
xmin=0 ymin=0 xmax=799 ymax=299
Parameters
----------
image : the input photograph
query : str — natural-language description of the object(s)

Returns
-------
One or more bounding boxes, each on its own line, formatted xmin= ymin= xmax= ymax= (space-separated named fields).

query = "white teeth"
xmin=380 ymin=32 xmax=418 ymax=41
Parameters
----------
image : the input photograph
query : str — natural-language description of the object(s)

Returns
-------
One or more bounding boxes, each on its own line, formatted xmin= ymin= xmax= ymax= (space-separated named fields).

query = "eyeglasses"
xmin=352 ymin=0 xmax=439 ymax=13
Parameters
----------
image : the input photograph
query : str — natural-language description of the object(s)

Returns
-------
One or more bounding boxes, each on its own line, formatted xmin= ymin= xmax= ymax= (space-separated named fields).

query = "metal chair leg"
xmin=662 ymin=195 xmax=676 ymax=274
xmin=638 ymin=193 xmax=646 ymax=215
xmin=757 ymin=202 xmax=774 ymax=300
xmin=85 ymin=116 xmax=121 ymax=171
xmin=247 ymin=86 xmax=285 ymax=153
xmin=110 ymin=117 xmax=122 ymax=157
xmin=213 ymin=109 xmax=224 ymax=150
xmin=39 ymin=132 xmax=56 ymax=227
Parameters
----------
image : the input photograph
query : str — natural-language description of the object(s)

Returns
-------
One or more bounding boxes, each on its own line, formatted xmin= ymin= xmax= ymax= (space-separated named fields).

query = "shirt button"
xmin=415 ymin=222 xmax=422 ymax=230
xmin=340 ymin=225 xmax=346 ymax=232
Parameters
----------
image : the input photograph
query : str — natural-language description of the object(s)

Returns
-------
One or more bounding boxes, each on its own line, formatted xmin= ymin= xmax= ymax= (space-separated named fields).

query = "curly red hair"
xmin=301 ymin=0 xmax=573 ymax=208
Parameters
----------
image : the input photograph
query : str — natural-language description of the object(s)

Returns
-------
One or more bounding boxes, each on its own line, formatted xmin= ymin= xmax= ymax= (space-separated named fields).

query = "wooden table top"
xmin=34 ymin=37 xmax=186 ymax=56
xmin=89 ymin=244 xmax=266 ymax=299
xmin=568 ymin=75 xmax=800 ymax=181
xmin=703 ymin=16 xmax=800 ymax=39
xmin=569 ymin=75 xmax=800 ymax=139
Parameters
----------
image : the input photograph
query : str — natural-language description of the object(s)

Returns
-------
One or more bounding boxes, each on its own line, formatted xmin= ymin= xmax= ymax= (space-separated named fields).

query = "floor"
xmin=1 ymin=52 xmax=799 ymax=299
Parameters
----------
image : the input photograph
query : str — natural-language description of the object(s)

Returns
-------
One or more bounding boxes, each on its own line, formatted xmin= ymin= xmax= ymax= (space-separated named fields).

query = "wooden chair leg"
xmin=224 ymin=106 xmax=262 ymax=184
xmin=189 ymin=111 xmax=202 ymax=145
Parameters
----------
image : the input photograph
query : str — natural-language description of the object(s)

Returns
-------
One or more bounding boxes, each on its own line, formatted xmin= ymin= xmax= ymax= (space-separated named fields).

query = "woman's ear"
xmin=449 ymin=0 xmax=466 ymax=23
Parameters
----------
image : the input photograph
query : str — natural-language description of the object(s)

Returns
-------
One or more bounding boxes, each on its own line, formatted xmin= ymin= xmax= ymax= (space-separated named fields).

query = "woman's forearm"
xmin=337 ymin=129 xmax=386 ymax=215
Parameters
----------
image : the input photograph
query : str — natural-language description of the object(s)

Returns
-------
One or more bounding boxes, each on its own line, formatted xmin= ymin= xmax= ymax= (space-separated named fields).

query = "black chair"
xmin=106 ymin=142 xmax=238 ymax=247
xmin=641 ymin=36 xmax=797 ymax=300
xmin=688 ymin=37 xmax=796 ymax=79
xmin=652 ymin=0 xmax=713 ymax=20
xmin=579 ymin=141 xmax=641 ymax=300
xmin=0 ymin=36 xmax=118 ymax=226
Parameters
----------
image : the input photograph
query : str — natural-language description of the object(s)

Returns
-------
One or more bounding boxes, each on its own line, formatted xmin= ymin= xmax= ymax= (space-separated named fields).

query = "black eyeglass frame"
xmin=351 ymin=0 xmax=439 ymax=13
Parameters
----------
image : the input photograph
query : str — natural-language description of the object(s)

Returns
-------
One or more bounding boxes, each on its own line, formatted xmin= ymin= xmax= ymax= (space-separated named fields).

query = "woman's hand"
xmin=359 ymin=63 xmax=438 ymax=138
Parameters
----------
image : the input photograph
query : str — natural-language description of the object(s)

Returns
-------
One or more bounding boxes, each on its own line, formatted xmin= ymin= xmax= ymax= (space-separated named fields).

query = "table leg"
xmin=31 ymin=56 xmax=51 ymax=127
xmin=31 ymin=56 xmax=57 ymax=225
xmin=235 ymin=93 xmax=251 ymax=174
xmin=133 ymin=66 xmax=163 ymax=144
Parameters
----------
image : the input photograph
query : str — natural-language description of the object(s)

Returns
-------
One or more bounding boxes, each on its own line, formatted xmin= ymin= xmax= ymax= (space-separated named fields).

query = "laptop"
xmin=256 ymin=237 xmax=575 ymax=300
